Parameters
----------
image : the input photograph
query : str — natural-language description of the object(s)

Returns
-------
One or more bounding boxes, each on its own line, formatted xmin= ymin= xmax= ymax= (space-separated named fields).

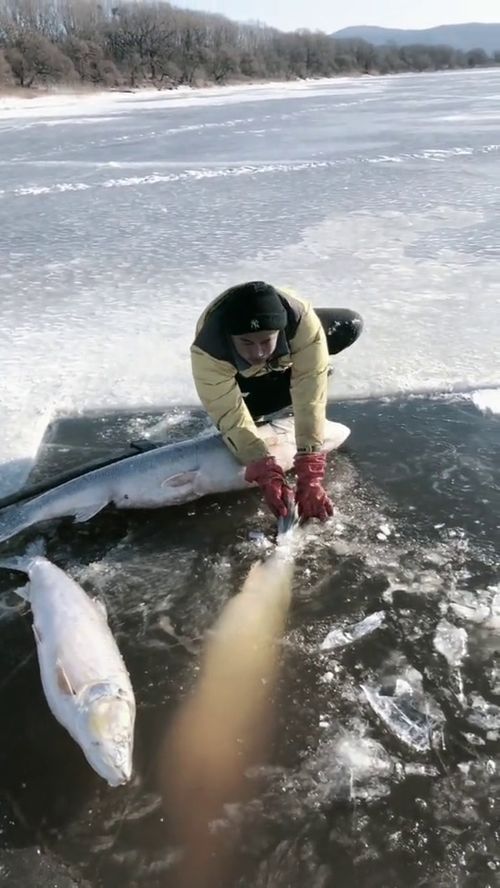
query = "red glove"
xmin=245 ymin=456 xmax=294 ymax=519
xmin=294 ymin=452 xmax=334 ymax=522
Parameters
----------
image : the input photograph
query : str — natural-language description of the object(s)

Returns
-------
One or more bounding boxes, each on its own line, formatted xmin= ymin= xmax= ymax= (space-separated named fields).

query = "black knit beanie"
xmin=224 ymin=281 xmax=287 ymax=335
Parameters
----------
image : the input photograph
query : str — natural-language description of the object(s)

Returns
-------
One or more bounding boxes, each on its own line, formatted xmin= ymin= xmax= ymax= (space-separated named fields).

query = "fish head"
xmin=260 ymin=417 xmax=351 ymax=471
xmin=322 ymin=420 xmax=351 ymax=453
xmin=81 ymin=683 xmax=135 ymax=787
xmin=260 ymin=417 xmax=296 ymax=471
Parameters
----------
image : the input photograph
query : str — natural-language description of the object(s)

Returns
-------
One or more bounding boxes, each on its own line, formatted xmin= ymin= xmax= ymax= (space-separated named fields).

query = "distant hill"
xmin=332 ymin=23 xmax=500 ymax=54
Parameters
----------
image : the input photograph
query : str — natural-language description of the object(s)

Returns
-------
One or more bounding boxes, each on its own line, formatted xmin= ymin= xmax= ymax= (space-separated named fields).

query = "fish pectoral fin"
xmin=161 ymin=471 xmax=197 ymax=489
xmin=14 ymin=581 xmax=31 ymax=602
xmin=56 ymin=660 xmax=77 ymax=696
xmin=73 ymin=502 xmax=107 ymax=523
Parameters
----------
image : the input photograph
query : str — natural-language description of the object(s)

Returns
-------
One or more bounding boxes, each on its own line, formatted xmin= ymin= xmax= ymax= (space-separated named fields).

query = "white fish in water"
xmin=0 ymin=549 xmax=135 ymax=786
xmin=0 ymin=418 xmax=350 ymax=544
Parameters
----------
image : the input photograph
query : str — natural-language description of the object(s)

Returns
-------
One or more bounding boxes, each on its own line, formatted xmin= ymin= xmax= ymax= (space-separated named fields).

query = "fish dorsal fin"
xmin=56 ymin=659 xmax=77 ymax=696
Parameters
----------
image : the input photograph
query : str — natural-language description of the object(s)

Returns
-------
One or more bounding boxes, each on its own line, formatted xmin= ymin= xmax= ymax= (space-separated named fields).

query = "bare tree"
xmin=59 ymin=0 xmax=104 ymax=41
xmin=0 ymin=0 xmax=60 ymax=39
xmin=173 ymin=10 xmax=209 ymax=84
xmin=0 ymin=47 xmax=13 ymax=83
xmin=6 ymin=32 xmax=75 ymax=86
xmin=64 ymin=35 xmax=120 ymax=83
xmin=201 ymin=12 xmax=239 ymax=82
xmin=104 ymin=2 xmax=179 ymax=83
xmin=374 ymin=45 xmax=404 ymax=74
xmin=466 ymin=47 xmax=490 ymax=67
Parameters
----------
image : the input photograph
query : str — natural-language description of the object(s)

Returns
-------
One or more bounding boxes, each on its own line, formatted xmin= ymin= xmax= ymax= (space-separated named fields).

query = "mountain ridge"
xmin=332 ymin=23 xmax=500 ymax=54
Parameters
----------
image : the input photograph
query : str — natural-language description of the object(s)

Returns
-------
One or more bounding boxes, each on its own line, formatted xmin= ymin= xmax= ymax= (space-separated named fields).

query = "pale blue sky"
xmin=178 ymin=0 xmax=500 ymax=33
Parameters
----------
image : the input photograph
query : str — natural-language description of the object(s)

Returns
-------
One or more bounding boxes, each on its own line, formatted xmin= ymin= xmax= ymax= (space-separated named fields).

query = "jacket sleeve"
xmin=190 ymin=345 xmax=269 ymax=465
xmin=289 ymin=303 xmax=329 ymax=452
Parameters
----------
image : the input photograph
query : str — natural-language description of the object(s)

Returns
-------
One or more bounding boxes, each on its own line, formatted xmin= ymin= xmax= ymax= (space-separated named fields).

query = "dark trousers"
xmin=238 ymin=308 xmax=363 ymax=419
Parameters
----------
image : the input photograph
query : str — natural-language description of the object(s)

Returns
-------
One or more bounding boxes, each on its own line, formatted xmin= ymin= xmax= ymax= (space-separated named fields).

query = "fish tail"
xmin=0 ymin=536 xmax=46 ymax=575
xmin=277 ymin=501 xmax=299 ymax=537
xmin=0 ymin=501 xmax=37 ymax=546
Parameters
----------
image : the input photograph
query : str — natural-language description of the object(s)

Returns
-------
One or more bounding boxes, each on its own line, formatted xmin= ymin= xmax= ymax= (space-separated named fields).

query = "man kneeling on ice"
xmin=191 ymin=281 xmax=362 ymax=521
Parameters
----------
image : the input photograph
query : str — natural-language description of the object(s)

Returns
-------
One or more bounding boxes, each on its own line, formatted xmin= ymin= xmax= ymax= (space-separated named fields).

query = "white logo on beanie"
xmin=250 ymin=319 xmax=260 ymax=330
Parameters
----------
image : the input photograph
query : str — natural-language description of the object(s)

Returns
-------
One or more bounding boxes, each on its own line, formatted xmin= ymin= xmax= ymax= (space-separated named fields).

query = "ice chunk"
xmin=248 ymin=531 xmax=273 ymax=550
xmin=320 ymin=671 xmax=335 ymax=684
xmin=471 ymin=388 xmax=500 ymax=416
xmin=449 ymin=585 xmax=500 ymax=629
xmin=362 ymin=678 xmax=441 ymax=753
xmin=487 ymin=664 xmax=500 ymax=696
xmin=379 ymin=523 xmax=392 ymax=536
xmin=433 ymin=619 xmax=468 ymax=667
xmin=467 ymin=693 xmax=500 ymax=732
xmin=300 ymin=732 xmax=395 ymax=804
xmin=335 ymin=735 xmax=392 ymax=781
xmin=320 ymin=611 xmax=386 ymax=653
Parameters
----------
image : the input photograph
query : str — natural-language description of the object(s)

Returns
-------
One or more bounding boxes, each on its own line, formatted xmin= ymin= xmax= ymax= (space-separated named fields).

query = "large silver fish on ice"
xmin=0 ymin=418 xmax=350 ymax=544
xmin=0 ymin=549 xmax=136 ymax=786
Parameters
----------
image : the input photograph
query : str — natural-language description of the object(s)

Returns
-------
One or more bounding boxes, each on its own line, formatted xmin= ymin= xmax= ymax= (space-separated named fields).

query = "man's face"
xmin=231 ymin=330 xmax=280 ymax=365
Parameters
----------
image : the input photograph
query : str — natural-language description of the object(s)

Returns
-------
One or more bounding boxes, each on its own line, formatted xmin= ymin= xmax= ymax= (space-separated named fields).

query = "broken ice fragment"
xmin=433 ymin=619 xmax=468 ymax=668
xmin=361 ymin=678 xmax=441 ymax=753
xmin=321 ymin=611 xmax=386 ymax=653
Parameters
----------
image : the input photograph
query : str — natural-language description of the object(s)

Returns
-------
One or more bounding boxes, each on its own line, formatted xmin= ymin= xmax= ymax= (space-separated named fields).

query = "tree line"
xmin=0 ymin=0 xmax=498 ymax=91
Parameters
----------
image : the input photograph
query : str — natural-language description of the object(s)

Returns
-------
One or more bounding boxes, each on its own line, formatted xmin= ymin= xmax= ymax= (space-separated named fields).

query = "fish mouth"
xmin=105 ymin=760 xmax=133 ymax=787
xmin=86 ymin=740 xmax=134 ymax=787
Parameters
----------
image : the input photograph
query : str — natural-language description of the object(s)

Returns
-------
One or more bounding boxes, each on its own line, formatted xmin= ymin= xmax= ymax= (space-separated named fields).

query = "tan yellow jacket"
xmin=190 ymin=287 xmax=329 ymax=465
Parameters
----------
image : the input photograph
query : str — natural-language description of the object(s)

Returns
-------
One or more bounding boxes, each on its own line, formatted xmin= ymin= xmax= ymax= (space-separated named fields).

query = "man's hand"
xmin=245 ymin=456 xmax=294 ymax=519
xmin=294 ymin=452 xmax=333 ymax=522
